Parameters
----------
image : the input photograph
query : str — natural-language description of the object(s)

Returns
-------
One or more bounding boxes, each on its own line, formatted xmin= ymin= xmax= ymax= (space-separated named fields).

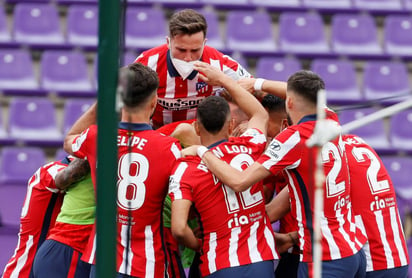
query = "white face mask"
xmin=171 ymin=57 xmax=196 ymax=80
xmin=168 ymin=38 xmax=205 ymax=80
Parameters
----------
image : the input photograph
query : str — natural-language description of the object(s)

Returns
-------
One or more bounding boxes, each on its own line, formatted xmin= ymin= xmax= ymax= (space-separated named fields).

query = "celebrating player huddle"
xmin=2 ymin=8 xmax=409 ymax=278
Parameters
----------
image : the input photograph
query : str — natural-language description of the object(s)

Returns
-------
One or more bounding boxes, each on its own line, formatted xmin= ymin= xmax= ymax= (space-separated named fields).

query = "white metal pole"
xmin=311 ymin=89 xmax=327 ymax=278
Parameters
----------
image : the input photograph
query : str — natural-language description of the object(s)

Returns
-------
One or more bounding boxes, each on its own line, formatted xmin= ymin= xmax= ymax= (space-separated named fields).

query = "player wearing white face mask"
xmin=135 ymin=9 xmax=251 ymax=129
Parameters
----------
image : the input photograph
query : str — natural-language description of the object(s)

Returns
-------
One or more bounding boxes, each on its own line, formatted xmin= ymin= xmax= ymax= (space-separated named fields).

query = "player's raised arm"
xmin=238 ymin=78 xmax=287 ymax=101
xmin=55 ymin=158 xmax=90 ymax=190
xmin=194 ymin=61 xmax=268 ymax=135
xmin=63 ymin=102 xmax=97 ymax=155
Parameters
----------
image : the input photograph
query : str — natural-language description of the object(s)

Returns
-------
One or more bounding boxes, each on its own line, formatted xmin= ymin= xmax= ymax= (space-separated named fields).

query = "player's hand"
xmin=194 ymin=61 xmax=228 ymax=86
xmin=237 ymin=78 xmax=256 ymax=94
xmin=181 ymin=145 xmax=200 ymax=157
xmin=274 ymin=231 xmax=298 ymax=254
xmin=231 ymin=121 xmax=248 ymax=137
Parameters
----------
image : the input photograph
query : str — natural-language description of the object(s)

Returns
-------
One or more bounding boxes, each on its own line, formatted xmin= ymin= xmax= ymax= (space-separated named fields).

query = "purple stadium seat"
xmin=0 ymin=185 xmax=27 ymax=227
xmin=384 ymin=15 xmax=412 ymax=57
xmin=198 ymin=0 xmax=248 ymax=7
xmin=123 ymin=51 xmax=138 ymax=66
xmin=63 ymin=98 xmax=95 ymax=134
xmin=331 ymin=14 xmax=382 ymax=55
xmin=255 ymin=57 xmax=301 ymax=81
xmin=8 ymin=98 xmax=62 ymax=145
xmin=0 ymin=49 xmax=40 ymax=93
xmin=0 ymin=147 xmax=46 ymax=186
xmin=278 ymin=12 xmax=329 ymax=54
xmin=405 ymin=0 xmax=412 ymax=10
xmin=0 ymin=6 xmax=11 ymax=44
xmin=40 ymin=50 xmax=94 ymax=97
xmin=200 ymin=10 xmax=224 ymax=51
xmin=353 ymin=0 xmax=402 ymax=11
xmin=66 ymin=5 xmax=98 ymax=48
xmin=226 ymin=11 xmax=276 ymax=54
xmin=0 ymin=226 xmax=19 ymax=276
xmin=125 ymin=7 xmax=167 ymax=50
xmin=339 ymin=107 xmax=390 ymax=150
xmin=57 ymin=0 xmax=97 ymax=4
xmin=250 ymin=0 xmax=301 ymax=8
xmin=55 ymin=149 xmax=69 ymax=161
xmin=362 ymin=61 xmax=410 ymax=103
xmin=13 ymin=3 xmax=64 ymax=47
xmin=302 ymin=0 xmax=352 ymax=9
xmin=311 ymin=59 xmax=361 ymax=104
xmin=381 ymin=156 xmax=412 ymax=206
xmin=390 ymin=109 xmax=412 ymax=151
xmin=148 ymin=0 xmax=201 ymax=7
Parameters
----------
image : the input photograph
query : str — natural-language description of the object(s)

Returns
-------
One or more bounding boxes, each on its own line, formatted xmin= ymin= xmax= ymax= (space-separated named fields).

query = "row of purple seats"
xmin=381 ymin=156 xmax=412 ymax=222
xmin=338 ymin=107 xmax=412 ymax=154
xmin=1 ymin=96 xmax=411 ymax=153
xmin=226 ymin=11 xmax=412 ymax=58
xmin=0 ymin=97 xmax=95 ymax=147
xmin=6 ymin=0 xmax=412 ymax=13
xmin=0 ymin=47 xmax=410 ymax=103
xmin=254 ymin=57 xmax=411 ymax=105
xmin=2 ymin=4 xmax=412 ymax=58
xmin=0 ymin=49 xmax=138 ymax=97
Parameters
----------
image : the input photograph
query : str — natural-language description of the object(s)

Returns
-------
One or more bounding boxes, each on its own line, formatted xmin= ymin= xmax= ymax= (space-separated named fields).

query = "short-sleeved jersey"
xmin=135 ymin=44 xmax=251 ymax=128
xmin=2 ymin=159 xmax=68 ymax=277
xmin=48 ymin=175 xmax=95 ymax=254
xmin=343 ymin=134 xmax=409 ymax=271
xmin=169 ymin=129 xmax=278 ymax=276
xmin=257 ymin=114 xmax=364 ymax=262
xmin=72 ymin=122 xmax=181 ymax=278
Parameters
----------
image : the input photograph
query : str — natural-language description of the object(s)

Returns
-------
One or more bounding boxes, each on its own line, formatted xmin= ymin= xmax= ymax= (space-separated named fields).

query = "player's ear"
xmin=194 ymin=121 xmax=201 ymax=136
xmin=228 ymin=118 xmax=235 ymax=135
xmin=166 ymin=36 xmax=170 ymax=47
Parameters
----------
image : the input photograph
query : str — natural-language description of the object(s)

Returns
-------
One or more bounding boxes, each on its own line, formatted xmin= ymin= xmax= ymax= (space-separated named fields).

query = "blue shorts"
xmin=298 ymin=249 xmax=366 ymax=278
xmin=33 ymin=239 xmax=90 ymax=278
xmin=206 ymin=260 xmax=275 ymax=278
xmin=366 ymin=265 xmax=408 ymax=278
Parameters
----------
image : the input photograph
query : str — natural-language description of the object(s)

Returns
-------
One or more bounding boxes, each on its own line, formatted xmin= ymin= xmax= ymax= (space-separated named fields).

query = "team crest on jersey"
xmin=196 ymin=81 xmax=209 ymax=94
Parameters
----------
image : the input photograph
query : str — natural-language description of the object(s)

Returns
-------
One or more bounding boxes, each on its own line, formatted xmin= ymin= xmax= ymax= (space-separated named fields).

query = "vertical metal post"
xmin=96 ymin=0 xmax=120 ymax=277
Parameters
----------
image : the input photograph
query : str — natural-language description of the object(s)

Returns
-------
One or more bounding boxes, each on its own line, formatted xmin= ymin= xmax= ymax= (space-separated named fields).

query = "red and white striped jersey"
xmin=257 ymin=114 xmax=364 ymax=262
xmin=72 ymin=122 xmax=181 ymax=278
xmin=169 ymin=129 xmax=278 ymax=276
xmin=343 ymin=134 xmax=409 ymax=271
xmin=135 ymin=44 xmax=251 ymax=128
xmin=2 ymin=160 xmax=67 ymax=277
xmin=273 ymin=172 xmax=298 ymax=235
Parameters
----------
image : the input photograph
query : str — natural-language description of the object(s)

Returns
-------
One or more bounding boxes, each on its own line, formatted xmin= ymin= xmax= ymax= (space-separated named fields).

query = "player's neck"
xmin=120 ymin=111 xmax=151 ymax=125
xmin=200 ymin=130 xmax=229 ymax=147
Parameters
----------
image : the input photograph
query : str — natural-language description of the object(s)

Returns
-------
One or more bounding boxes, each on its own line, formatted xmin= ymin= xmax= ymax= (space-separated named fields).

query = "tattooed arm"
xmin=55 ymin=158 xmax=91 ymax=190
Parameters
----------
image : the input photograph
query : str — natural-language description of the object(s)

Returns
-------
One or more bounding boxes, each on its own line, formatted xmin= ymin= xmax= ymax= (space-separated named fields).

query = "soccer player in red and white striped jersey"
xmin=135 ymin=9 xmax=251 ymax=129
xmin=170 ymin=62 xmax=279 ymax=277
xmin=186 ymin=71 xmax=367 ymax=278
xmin=64 ymin=63 xmax=181 ymax=278
xmin=343 ymin=134 xmax=409 ymax=277
xmin=2 ymin=158 xmax=68 ymax=277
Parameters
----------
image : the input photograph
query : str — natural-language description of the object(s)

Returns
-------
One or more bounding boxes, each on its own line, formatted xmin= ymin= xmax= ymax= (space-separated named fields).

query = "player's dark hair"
xmin=287 ymin=70 xmax=325 ymax=104
xmin=169 ymin=9 xmax=208 ymax=38
xmin=121 ymin=63 xmax=159 ymax=108
xmin=197 ymin=96 xmax=230 ymax=134
xmin=261 ymin=94 xmax=286 ymax=114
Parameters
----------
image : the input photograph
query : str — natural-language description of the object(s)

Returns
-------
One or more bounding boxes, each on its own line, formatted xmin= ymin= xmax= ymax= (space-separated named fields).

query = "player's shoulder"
xmin=232 ymin=128 xmax=266 ymax=144
xmin=135 ymin=44 xmax=168 ymax=63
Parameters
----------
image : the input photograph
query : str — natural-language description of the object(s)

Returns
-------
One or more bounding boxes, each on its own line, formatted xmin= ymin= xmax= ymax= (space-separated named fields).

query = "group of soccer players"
xmin=2 ymin=8 xmax=410 ymax=278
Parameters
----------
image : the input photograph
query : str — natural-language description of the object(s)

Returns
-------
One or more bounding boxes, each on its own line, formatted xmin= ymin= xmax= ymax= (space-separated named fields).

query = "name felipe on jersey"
xmin=157 ymin=96 xmax=205 ymax=111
